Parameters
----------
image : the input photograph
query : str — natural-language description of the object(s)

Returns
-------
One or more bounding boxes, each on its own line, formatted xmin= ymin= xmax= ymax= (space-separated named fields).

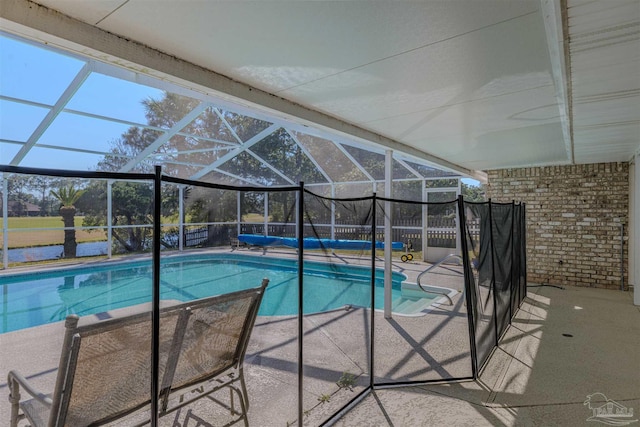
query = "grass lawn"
xmin=1 ymin=216 xmax=106 ymax=248
xmin=242 ymin=213 xmax=271 ymax=222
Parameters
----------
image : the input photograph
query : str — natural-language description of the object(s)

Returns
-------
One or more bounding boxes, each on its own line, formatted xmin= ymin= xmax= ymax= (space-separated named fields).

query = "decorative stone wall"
xmin=486 ymin=163 xmax=629 ymax=289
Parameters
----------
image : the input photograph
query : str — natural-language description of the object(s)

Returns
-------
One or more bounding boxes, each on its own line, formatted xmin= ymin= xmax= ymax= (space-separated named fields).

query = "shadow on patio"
xmin=334 ymin=285 xmax=640 ymax=426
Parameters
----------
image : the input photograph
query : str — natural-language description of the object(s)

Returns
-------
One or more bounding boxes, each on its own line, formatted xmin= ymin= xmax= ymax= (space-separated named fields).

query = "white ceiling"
xmin=3 ymin=0 xmax=640 ymax=174
xmin=569 ymin=0 xmax=640 ymax=164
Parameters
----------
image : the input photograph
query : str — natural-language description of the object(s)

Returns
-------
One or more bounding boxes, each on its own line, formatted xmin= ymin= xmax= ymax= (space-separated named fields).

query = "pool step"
xmin=401 ymin=283 xmax=458 ymax=306
xmin=392 ymin=296 xmax=433 ymax=315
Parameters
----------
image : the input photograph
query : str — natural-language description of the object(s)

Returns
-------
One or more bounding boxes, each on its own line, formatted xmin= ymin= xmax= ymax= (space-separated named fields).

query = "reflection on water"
xmin=52 ymin=265 xmax=153 ymax=322
xmin=0 ymin=255 xmax=403 ymax=333
xmin=4 ymin=241 xmax=108 ymax=263
xmin=1 ymin=262 xmax=154 ymax=333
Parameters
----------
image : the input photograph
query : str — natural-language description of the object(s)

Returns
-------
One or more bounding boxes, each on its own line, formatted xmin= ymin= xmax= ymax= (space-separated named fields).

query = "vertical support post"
xmin=523 ymin=203 xmax=528 ymax=300
xmin=295 ymin=190 xmax=300 ymax=240
xmin=513 ymin=203 xmax=520 ymax=309
xmin=488 ymin=199 xmax=499 ymax=344
xmin=620 ymin=221 xmax=624 ymax=291
xmin=456 ymin=178 xmax=462 ymax=256
xmin=2 ymin=174 xmax=8 ymax=269
xmin=178 ymin=186 xmax=184 ymax=252
xmin=330 ymin=184 xmax=336 ymax=241
xmin=384 ymin=150 xmax=393 ymax=319
xmin=509 ymin=201 xmax=515 ymax=322
xmin=237 ymin=191 xmax=241 ymax=237
xmin=632 ymin=154 xmax=640 ymax=305
xmin=370 ymin=193 xmax=377 ymax=387
xmin=422 ymin=180 xmax=428 ymax=262
xmin=458 ymin=195 xmax=478 ymax=379
xmin=297 ymin=182 xmax=305 ymax=427
xmin=107 ymin=180 xmax=113 ymax=259
xmin=151 ymin=166 xmax=162 ymax=427
xmin=264 ymin=192 xmax=268 ymax=236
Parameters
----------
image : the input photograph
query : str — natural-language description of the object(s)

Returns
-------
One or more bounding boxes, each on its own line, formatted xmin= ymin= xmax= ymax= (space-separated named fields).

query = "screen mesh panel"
xmin=462 ymin=200 xmax=527 ymax=373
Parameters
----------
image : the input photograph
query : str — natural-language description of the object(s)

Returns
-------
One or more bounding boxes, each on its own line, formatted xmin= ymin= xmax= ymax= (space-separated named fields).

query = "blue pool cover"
xmin=238 ymin=234 xmax=404 ymax=250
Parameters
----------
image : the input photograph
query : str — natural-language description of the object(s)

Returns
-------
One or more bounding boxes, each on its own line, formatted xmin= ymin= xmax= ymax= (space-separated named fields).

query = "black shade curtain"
xmin=459 ymin=198 xmax=527 ymax=374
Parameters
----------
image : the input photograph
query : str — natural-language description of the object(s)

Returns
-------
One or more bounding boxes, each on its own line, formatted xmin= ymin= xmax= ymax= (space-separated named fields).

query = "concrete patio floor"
xmin=334 ymin=284 xmax=640 ymax=427
xmin=1 ymin=250 xmax=638 ymax=426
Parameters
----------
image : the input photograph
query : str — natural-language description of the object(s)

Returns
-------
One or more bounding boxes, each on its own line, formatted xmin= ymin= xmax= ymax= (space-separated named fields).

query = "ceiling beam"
xmin=9 ymin=62 xmax=91 ymax=165
xmin=202 ymin=168 xmax=262 ymax=187
xmin=334 ymin=142 xmax=375 ymax=182
xmin=1 ymin=94 xmax=236 ymax=147
xmin=245 ymin=149 xmax=296 ymax=185
xmin=286 ymin=130 xmax=333 ymax=184
xmin=190 ymin=124 xmax=280 ymax=180
xmin=119 ymin=102 xmax=209 ymax=172
xmin=396 ymin=158 xmax=423 ymax=180
xmin=541 ymin=0 xmax=573 ymax=164
xmin=212 ymin=108 xmax=244 ymax=144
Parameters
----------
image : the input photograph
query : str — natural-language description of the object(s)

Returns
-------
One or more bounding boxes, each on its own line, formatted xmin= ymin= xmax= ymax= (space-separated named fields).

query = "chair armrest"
xmin=7 ymin=371 xmax=53 ymax=407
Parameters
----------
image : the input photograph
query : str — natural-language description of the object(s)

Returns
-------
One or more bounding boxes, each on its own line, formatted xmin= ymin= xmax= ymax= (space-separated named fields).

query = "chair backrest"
xmin=50 ymin=307 xmax=183 ymax=426
xmin=47 ymin=281 xmax=268 ymax=426
xmin=161 ymin=280 xmax=268 ymax=403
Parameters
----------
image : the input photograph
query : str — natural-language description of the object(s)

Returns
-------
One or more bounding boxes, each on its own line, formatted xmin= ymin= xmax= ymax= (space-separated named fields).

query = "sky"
xmin=0 ymin=34 xmax=164 ymax=170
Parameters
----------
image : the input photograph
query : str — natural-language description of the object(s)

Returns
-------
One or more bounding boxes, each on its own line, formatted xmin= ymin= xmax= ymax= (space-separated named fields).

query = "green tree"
xmin=95 ymin=92 xmax=315 ymax=242
xmin=5 ymin=175 xmax=31 ymax=216
xmin=51 ymin=185 xmax=85 ymax=257
xmin=461 ymin=182 xmax=485 ymax=202
xmin=26 ymin=175 xmax=66 ymax=216
xmin=80 ymin=181 xmax=155 ymax=253
xmin=91 ymin=93 xmax=209 ymax=250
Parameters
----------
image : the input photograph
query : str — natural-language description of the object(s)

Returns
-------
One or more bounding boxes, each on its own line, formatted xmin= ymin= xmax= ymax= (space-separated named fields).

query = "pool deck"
xmin=334 ymin=284 xmax=640 ymax=426
xmin=1 ymin=248 xmax=638 ymax=426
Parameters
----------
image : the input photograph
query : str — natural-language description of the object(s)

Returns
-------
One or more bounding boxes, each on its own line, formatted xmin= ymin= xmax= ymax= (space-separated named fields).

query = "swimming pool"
xmin=0 ymin=253 xmax=438 ymax=333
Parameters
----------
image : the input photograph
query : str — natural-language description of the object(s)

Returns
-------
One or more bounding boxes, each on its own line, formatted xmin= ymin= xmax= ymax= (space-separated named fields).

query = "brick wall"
xmin=486 ymin=163 xmax=629 ymax=289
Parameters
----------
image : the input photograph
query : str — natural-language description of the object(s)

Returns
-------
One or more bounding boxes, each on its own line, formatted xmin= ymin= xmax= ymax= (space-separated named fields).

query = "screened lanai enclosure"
xmin=1 ymin=32 xmax=526 ymax=427
xmin=0 ymin=32 xmax=472 ymax=268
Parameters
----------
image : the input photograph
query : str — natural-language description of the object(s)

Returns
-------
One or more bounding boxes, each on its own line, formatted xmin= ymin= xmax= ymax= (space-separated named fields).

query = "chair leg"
xmin=233 ymin=371 xmax=250 ymax=427
xmin=239 ymin=370 xmax=250 ymax=412
xmin=229 ymin=387 xmax=235 ymax=415
xmin=172 ymin=408 xmax=184 ymax=427
xmin=230 ymin=387 xmax=249 ymax=427
xmin=7 ymin=374 xmax=21 ymax=427
xmin=184 ymin=409 xmax=214 ymax=427
xmin=200 ymin=384 xmax=245 ymax=421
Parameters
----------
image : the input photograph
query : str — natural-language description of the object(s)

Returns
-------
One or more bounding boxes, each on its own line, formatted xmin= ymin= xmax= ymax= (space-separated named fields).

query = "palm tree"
xmin=51 ymin=185 xmax=85 ymax=258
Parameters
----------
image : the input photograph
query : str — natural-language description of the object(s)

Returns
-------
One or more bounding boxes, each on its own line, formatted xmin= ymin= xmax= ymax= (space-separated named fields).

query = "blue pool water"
xmin=0 ymin=254 xmax=424 ymax=333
